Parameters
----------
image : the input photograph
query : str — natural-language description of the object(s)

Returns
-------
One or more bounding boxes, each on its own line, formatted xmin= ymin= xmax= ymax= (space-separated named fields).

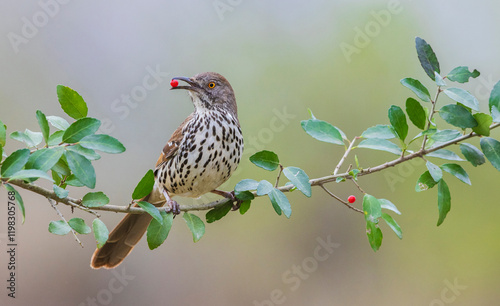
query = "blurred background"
xmin=1 ymin=1 xmax=499 ymax=305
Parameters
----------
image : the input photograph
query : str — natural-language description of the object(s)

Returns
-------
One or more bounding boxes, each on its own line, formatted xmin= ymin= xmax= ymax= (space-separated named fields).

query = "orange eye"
xmin=208 ymin=82 xmax=216 ymax=89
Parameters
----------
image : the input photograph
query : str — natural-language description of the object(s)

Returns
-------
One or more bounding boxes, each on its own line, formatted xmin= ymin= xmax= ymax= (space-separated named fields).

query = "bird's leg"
xmin=211 ymin=190 xmax=242 ymax=210
xmin=162 ymin=189 xmax=180 ymax=215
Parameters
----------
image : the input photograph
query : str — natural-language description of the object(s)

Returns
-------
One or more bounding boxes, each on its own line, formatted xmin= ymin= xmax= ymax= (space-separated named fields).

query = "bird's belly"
xmin=161 ymin=131 xmax=242 ymax=198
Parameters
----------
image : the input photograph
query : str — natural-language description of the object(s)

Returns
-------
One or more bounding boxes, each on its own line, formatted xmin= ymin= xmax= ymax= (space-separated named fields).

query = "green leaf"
xmin=239 ymin=200 xmax=251 ymax=215
xmin=361 ymin=125 xmax=397 ymax=139
xmin=79 ymin=134 xmax=126 ymax=154
xmin=472 ymin=113 xmax=492 ymax=136
xmin=51 ymin=157 xmax=71 ymax=176
xmin=437 ymin=179 xmax=451 ymax=226
xmin=0 ymin=119 xmax=6 ymax=147
xmin=379 ymin=199 xmax=401 ymax=215
xmin=9 ymin=131 xmax=33 ymax=147
xmin=400 ymin=78 xmax=431 ymax=102
xmin=66 ymin=145 xmax=101 ymax=161
xmin=256 ymin=180 xmax=274 ymax=196
xmin=132 ymin=169 xmax=155 ymax=200
xmin=65 ymin=174 xmax=85 ymax=187
xmin=491 ymin=105 xmax=500 ymax=123
xmin=426 ymin=161 xmax=443 ymax=182
xmin=434 ymin=72 xmax=446 ymax=87
xmin=357 ymin=139 xmax=402 ymax=155
xmin=459 ymin=143 xmax=485 ymax=167
xmin=234 ymin=179 xmax=259 ymax=192
xmin=57 ymin=85 xmax=88 ymax=119
xmin=427 ymin=149 xmax=464 ymax=161
xmin=4 ymin=184 xmax=25 ymax=223
xmin=26 ymin=147 xmax=64 ymax=171
xmin=268 ymin=188 xmax=292 ymax=218
xmin=439 ymin=104 xmax=478 ymax=129
xmin=49 ymin=220 xmax=72 ymax=235
xmin=53 ymin=185 xmax=69 ymax=199
xmin=443 ymin=88 xmax=480 ymax=112
xmin=388 ymin=105 xmax=408 ymax=142
xmin=363 ymin=194 xmax=382 ymax=223
xmin=68 ymin=218 xmax=91 ymax=234
xmin=47 ymin=116 xmax=69 ymax=132
xmin=366 ymin=221 xmax=383 ymax=252
xmin=46 ymin=116 xmax=70 ymax=130
xmin=489 ymin=80 xmax=500 ymax=112
xmin=415 ymin=37 xmax=440 ymax=80
xmin=137 ymin=201 xmax=163 ymax=224
xmin=283 ymin=166 xmax=311 ymax=197
xmin=349 ymin=169 xmax=360 ymax=180
xmin=146 ymin=211 xmax=173 ymax=250
xmin=1 ymin=148 xmax=30 ymax=177
xmin=446 ymin=66 xmax=480 ymax=83
xmin=429 ymin=130 xmax=460 ymax=142
xmin=10 ymin=130 xmax=43 ymax=147
xmin=183 ymin=212 xmax=205 ymax=243
xmin=440 ymin=163 xmax=471 ymax=185
xmin=82 ymin=191 xmax=110 ymax=208
xmin=63 ymin=117 xmax=101 ymax=143
xmin=7 ymin=169 xmax=54 ymax=182
xmin=36 ymin=110 xmax=50 ymax=143
xmin=249 ymin=150 xmax=280 ymax=171
xmin=301 ymin=118 xmax=344 ymax=145
xmin=47 ymin=130 xmax=64 ymax=146
xmin=381 ymin=213 xmax=402 ymax=239
xmin=206 ymin=202 xmax=232 ymax=223
xmin=65 ymin=150 xmax=96 ymax=189
xmin=92 ymin=218 xmax=109 ymax=248
xmin=480 ymin=137 xmax=500 ymax=171
xmin=234 ymin=190 xmax=254 ymax=201
xmin=405 ymin=98 xmax=427 ymax=130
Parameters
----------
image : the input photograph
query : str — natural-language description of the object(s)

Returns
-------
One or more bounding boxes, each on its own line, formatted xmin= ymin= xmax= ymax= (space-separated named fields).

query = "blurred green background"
xmin=1 ymin=1 xmax=499 ymax=305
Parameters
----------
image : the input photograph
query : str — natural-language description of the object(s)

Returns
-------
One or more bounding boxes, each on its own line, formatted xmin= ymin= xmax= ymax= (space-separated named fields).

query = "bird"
xmin=90 ymin=72 xmax=244 ymax=269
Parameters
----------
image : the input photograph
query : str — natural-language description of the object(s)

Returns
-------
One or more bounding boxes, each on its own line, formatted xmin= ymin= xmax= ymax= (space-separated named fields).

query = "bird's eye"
xmin=208 ymin=82 xmax=216 ymax=89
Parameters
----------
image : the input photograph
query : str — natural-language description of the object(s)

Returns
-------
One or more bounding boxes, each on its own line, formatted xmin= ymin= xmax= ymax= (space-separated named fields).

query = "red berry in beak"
xmin=170 ymin=79 xmax=179 ymax=88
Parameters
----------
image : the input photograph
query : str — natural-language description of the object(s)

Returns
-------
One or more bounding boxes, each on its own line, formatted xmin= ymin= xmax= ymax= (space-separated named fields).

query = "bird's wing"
xmin=155 ymin=113 xmax=194 ymax=169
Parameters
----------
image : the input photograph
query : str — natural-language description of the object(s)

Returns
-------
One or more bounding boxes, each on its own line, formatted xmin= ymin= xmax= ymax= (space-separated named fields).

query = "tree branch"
xmin=3 ymin=122 xmax=499 ymax=215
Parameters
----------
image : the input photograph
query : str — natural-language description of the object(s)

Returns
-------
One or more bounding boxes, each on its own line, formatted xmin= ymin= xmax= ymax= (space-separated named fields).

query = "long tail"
xmin=90 ymin=190 xmax=164 ymax=269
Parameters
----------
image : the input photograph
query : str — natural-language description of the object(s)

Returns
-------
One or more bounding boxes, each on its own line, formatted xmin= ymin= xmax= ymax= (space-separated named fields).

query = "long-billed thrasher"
xmin=90 ymin=72 xmax=243 ymax=269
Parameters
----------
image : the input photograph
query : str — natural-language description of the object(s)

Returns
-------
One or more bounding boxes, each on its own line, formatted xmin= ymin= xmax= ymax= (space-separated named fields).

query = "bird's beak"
xmin=170 ymin=76 xmax=198 ymax=91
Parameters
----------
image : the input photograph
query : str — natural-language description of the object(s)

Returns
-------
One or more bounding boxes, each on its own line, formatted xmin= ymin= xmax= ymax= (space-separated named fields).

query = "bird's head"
xmin=171 ymin=72 xmax=237 ymax=116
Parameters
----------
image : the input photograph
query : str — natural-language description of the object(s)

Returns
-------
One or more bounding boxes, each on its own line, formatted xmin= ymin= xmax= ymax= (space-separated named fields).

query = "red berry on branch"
xmin=348 ymin=195 xmax=356 ymax=203
xmin=170 ymin=79 xmax=179 ymax=88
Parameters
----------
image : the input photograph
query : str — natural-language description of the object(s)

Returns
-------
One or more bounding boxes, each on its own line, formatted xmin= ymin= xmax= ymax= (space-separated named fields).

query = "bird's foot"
xmin=167 ymin=199 xmax=181 ymax=215
xmin=162 ymin=189 xmax=180 ymax=215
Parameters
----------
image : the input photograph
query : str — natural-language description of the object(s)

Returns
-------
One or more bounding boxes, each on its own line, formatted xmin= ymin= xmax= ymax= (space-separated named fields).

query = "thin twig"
xmin=275 ymin=164 xmax=284 ymax=188
xmin=319 ymin=184 xmax=363 ymax=213
xmin=334 ymin=137 xmax=357 ymax=175
xmin=422 ymin=88 xmax=443 ymax=150
xmin=351 ymin=179 xmax=366 ymax=194
xmin=48 ymin=198 xmax=83 ymax=248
